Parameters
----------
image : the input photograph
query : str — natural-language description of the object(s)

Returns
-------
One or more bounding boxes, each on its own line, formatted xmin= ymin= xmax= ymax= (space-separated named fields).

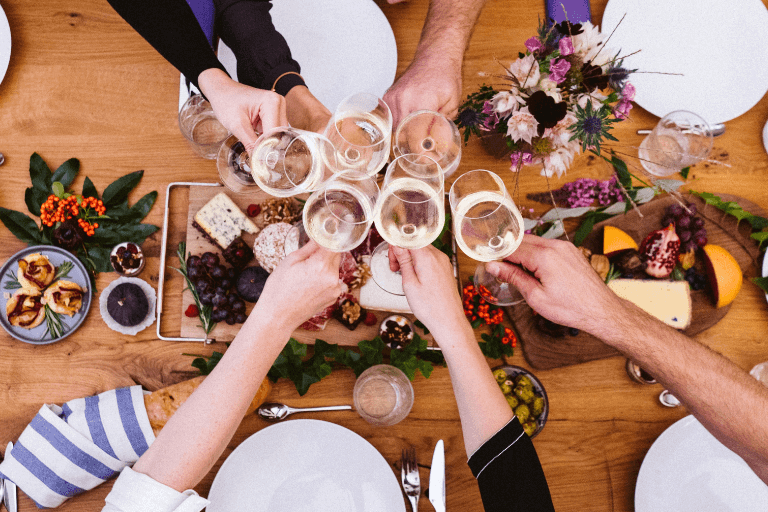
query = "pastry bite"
xmin=7 ymin=288 xmax=46 ymax=329
xmin=43 ymin=280 xmax=86 ymax=316
xmin=17 ymin=253 xmax=55 ymax=290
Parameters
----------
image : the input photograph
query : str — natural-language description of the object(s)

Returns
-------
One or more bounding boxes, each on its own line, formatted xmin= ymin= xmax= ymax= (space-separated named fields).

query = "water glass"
xmin=178 ymin=94 xmax=230 ymax=159
xmin=353 ymin=365 xmax=414 ymax=426
xmin=638 ymin=110 xmax=713 ymax=177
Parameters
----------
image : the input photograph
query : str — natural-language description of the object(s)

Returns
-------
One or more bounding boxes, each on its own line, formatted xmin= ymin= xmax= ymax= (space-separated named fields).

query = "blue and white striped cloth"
xmin=0 ymin=386 xmax=155 ymax=509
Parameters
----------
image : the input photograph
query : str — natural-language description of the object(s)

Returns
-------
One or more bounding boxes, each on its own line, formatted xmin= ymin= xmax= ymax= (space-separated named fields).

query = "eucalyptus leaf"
xmin=82 ymin=177 xmax=99 ymax=199
xmin=51 ymin=158 xmax=79 ymax=188
xmin=540 ymin=206 xmax=593 ymax=223
xmin=0 ymin=208 xmax=43 ymax=244
xmin=102 ymin=170 xmax=144 ymax=207
xmin=523 ymin=218 xmax=539 ymax=231
xmin=634 ymin=187 xmax=656 ymax=203
xmin=654 ymin=179 xmax=685 ymax=193
xmin=541 ymin=220 xmax=565 ymax=239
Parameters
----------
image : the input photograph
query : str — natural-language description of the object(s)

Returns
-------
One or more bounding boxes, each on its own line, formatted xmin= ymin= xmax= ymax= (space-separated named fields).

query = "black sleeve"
xmin=468 ymin=418 xmax=556 ymax=512
xmin=106 ymin=0 xmax=227 ymax=90
xmin=213 ymin=0 xmax=306 ymax=96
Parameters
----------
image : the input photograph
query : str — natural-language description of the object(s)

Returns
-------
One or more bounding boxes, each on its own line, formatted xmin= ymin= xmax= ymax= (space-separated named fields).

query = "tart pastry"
xmin=43 ymin=280 xmax=86 ymax=317
xmin=17 ymin=253 xmax=55 ymax=290
xmin=6 ymin=289 xmax=45 ymax=329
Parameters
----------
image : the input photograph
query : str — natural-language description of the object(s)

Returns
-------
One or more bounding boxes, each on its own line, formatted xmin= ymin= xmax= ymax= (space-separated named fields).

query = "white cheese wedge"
xmin=358 ymin=256 xmax=412 ymax=314
xmin=607 ymin=279 xmax=692 ymax=329
xmin=194 ymin=193 xmax=259 ymax=249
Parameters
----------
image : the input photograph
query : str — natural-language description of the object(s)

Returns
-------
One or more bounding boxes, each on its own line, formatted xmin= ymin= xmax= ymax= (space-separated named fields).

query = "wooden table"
xmin=1 ymin=1 xmax=767 ymax=510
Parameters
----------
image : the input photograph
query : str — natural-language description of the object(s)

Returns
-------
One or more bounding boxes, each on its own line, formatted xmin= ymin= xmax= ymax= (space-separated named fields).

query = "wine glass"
xmin=638 ymin=110 xmax=713 ymax=177
xmin=178 ymin=94 xmax=230 ymax=159
xmin=302 ymin=170 xmax=379 ymax=252
xmin=371 ymin=154 xmax=444 ymax=295
xmin=324 ymin=92 xmax=392 ymax=176
xmin=249 ymin=127 xmax=339 ymax=197
xmin=217 ymin=135 xmax=258 ymax=194
xmin=394 ymin=110 xmax=462 ymax=177
xmin=449 ymin=169 xmax=525 ymax=306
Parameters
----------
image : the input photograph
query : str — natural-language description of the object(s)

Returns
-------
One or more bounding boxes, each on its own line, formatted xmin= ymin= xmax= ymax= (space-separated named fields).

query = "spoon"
xmin=257 ymin=402 xmax=352 ymax=422
xmin=0 ymin=153 xmax=4 ymax=165
xmin=637 ymin=123 xmax=726 ymax=137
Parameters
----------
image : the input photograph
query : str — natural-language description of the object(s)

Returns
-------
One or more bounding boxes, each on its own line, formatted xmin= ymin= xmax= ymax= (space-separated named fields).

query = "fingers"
xmin=391 ymin=246 xmax=418 ymax=284
xmin=485 ymin=261 xmax=540 ymax=299
xmin=387 ymin=245 xmax=400 ymax=272
xmin=255 ymin=91 xmax=288 ymax=134
xmin=285 ymin=239 xmax=319 ymax=263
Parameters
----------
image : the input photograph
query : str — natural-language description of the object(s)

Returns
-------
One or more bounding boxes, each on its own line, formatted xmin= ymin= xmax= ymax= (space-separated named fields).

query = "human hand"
xmin=198 ymin=68 xmax=288 ymax=151
xmin=485 ymin=235 xmax=624 ymax=334
xmin=389 ymin=245 xmax=467 ymax=339
xmin=251 ymin=241 xmax=343 ymax=334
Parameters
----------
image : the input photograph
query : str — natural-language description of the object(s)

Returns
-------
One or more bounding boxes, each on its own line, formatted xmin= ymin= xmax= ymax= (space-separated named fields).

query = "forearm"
xmin=595 ymin=301 xmax=768 ymax=481
xmin=132 ymin=314 xmax=290 ymax=491
xmin=285 ymin=86 xmax=331 ymax=133
xmin=433 ymin=319 xmax=514 ymax=456
xmin=414 ymin=0 xmax=488 ymax=68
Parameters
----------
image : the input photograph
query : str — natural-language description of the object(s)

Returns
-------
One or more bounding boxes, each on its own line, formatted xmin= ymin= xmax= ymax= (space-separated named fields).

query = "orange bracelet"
xmin=271 ymin=71 xmax=304 ymax=92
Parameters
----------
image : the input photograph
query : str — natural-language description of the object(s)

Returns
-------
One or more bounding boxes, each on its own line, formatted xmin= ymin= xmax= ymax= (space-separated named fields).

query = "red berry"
xmin=246 ymin=204 xmax=261 ymax=217
xmin=184 ymin=304 xmax=199 ymax=317
xmin=363 ymin=311 xmax=377 ymax=326
xmin=127 ymin=243 xmax=139 ymax=254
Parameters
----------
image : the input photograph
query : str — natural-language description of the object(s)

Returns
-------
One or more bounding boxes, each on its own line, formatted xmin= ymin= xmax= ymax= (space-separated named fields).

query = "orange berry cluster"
xmin=462 ymin=283 xmax=504 ymax=325
xmin=40 ymin=194 xmax=105 ymax=236
xmin=501 ymin=326 xmax=518 ymax=347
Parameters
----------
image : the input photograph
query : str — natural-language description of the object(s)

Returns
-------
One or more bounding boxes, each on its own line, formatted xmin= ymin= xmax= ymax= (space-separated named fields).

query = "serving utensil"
xmin=428 ymin=440 xmax=446 ymax=512
xmin=401 ymin=447 xmax=420 ymax=512
xmin=637 ymin=123 xmax=725 ymax=137
xmin=256 ymin=402 xmax=351 ymax=422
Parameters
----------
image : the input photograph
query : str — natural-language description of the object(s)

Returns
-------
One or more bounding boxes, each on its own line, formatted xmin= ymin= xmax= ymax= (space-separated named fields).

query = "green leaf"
xmin=85 ymin=246 xmax=113 ymax=273
xmin=92 ymin=223 xmax=159 ymax=246
xmin=29 ymin=153 xmax=53 ymax=192
xmin=0 ymin=208 xmax=43 ymax=244
xmin=751 ymin=277 xmax=768 ymax=294
xmin=751 ymin=231 xmax=768 ymax=250
xmin=52 ymin=182 xmax=65 ymax=198
xmin=671 ymin=266 xmax=684 ymax=281
xmin=82 ymin=177 xmax=99 ymax=199
xmin=680 ymin=167 xmax=690 ymax=180
xmin=573 ymin=212 xmax=614 ymax=247
xmin=25 ymin=187 xmax=49 ymax=217
xmin=413 ymin=319 xmax=429 ymax=335
xmin=129 ymin=191 xmax=158 ymax=221
xmin=102 ymin=170 xmax=144 ymax=207
xmin=612 ymin=155 xmax=632 ymax=190
xmin=51 ymin=158 xmax=79 ymax=188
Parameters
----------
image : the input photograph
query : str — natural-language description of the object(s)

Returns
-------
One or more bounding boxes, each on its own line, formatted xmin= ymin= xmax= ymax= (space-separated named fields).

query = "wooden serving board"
xmin=180 ymin=186 xmax=432 ymax=346
xmin=507 ymin=193 xmax=765 ymax=370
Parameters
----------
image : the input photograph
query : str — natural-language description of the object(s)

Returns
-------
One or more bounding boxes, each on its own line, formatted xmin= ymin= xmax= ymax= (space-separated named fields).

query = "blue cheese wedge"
xmin=194 ymin=193 xmax=259 ymax=249
xmin=607 ymin=279 xmax=692 ymax=329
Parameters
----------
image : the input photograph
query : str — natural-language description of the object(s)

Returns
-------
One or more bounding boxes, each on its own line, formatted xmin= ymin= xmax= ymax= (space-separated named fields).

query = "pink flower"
xmin=481 ymin=101 xmax=500 ymax=131
xmin=549 ymin=58 xmax=571 ymax=84
xmin=510 ymin=151 xmax=534 ymax=170
xmin=558 ymin=37 xmax=574 ymax=56
xmin=621 ymin=83 xmax=636 ymax=101
xmin=525 ymin=37 xmax=543 ymax=52
xmin=506 ymin=106 xmax=539 ymax=144
xmin=613 ymin=99 xmax=633 ymax=119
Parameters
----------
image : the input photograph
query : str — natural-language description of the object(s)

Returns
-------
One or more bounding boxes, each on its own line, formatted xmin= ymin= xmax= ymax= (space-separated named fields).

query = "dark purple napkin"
xmin=546 ymin=0 xmax=591 ymax=24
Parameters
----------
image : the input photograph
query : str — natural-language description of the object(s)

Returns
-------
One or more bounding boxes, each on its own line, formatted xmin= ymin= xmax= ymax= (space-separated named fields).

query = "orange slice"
xmin=603 ymin=225 xmax=638 ymax=256
xmin=701 ymin=244 xmax=743 ymax=308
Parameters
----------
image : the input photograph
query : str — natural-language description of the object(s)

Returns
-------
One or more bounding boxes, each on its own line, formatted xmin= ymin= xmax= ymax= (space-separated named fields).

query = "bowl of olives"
xmin=492 ymin=365 xmax=548 ymax=438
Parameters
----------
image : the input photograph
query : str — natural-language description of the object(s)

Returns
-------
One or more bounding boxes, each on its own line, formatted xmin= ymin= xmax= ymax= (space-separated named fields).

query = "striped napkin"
xmin=0 ymin=386 xmax=155 ymax=508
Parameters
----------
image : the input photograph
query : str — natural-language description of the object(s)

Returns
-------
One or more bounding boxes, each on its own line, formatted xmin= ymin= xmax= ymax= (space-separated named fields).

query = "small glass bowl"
xmin=110 ymin=242 xmax=145 ymax=277
xmin=379 ymin=314 xmax=415 ymax=349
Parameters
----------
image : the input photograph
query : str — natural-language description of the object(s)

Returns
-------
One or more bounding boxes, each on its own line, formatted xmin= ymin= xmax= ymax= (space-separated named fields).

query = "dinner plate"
xmin=762 ymin=118 xmax=768 ymax=157
xmin=207 ymin=419 xmax=405 ymax=512
xmin=635 ymin=415 xmax=768 ymax=512
xmin=0 ymin=246 xmax=92 ymax=344
xmin=762 ymin=244 xmax=768 ymax=304
xmin=0 ymin=2 xmax=10 ymax=85
xmin=602 ymin=0 xmax=768 ymax=124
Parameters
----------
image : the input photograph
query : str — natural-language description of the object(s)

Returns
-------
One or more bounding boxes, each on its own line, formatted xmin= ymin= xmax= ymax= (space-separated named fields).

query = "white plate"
xmin=762 ymin=240 xmax=768 ymax=304
xmin=602 ymin=0 xmax=768 ymax=124
xmin=207 ymin=419 xmax=406 ymax=512
xmin=213 ymin=0 xmax=396 ymax=114
xmin=635 ymin=415 xmax=768 ymax=512
xmin=762 ymin=118 xmax=768 ymax=157
xmin=0 ymin=2 xmax=11 ymax=85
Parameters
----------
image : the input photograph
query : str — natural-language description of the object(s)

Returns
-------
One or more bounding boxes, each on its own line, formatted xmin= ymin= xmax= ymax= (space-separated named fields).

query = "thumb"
xmin=391 ymin=246 xmax=418 ymax=285
xmin=485 ymin=261 xmax=539 ymax=299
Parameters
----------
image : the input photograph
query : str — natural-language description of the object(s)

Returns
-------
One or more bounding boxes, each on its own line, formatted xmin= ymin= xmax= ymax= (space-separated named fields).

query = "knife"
xmin=4 ymin=443 xmax=16 ymax=512
xmin=428 ymin=440 xmax=445 ymax=512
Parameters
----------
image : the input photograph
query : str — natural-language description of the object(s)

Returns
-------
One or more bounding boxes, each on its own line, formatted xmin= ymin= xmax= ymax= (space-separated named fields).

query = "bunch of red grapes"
xmin=186 ymin=252 xmax=247 ymax=325
xmin=662 ymin=203 xmax=708 ymax=253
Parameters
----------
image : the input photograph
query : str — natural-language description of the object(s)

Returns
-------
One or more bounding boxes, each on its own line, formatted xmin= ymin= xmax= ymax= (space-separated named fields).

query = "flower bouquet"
xmin=456 ymin=20 xmax=636 ymax=177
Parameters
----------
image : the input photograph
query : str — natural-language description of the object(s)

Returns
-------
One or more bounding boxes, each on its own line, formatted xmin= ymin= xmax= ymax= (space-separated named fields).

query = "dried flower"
xmin=507 ymin=54 xmax=541 ymax=89
xmin=549 ymin=58 xmax=571 ymax=84
xmin=527 ymin=90 xmax=567 ymax=133
xmin=506 ymin=106 xmax=539 ymax=144
xmin=491 ymin=90 xmax=522 ymax=116
xmin=558 ymin=37 xmax=574 ymax=56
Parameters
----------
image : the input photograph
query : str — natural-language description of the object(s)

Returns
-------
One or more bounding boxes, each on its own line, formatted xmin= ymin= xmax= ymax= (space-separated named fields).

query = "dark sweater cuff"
xmin=265 ymin=63 xmax=306 ymax=97
xmin=467 ymin=418 xmax=526 ymax=478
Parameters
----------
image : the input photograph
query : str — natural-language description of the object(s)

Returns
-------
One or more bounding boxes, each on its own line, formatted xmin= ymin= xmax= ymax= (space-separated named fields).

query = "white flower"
xmin=544 ymin=112 xmax=578 ymax=148
xmin=491 ymin=90 xmax=523 ymax=116
xmin=584 ymin=45 xmax=616 ymax=68
xmin=506 ymin=54 xmax=541 ymax=89
xmin=572 ymin=21 xmax=603 ymax=59
xmin=541 ymin=147 xmax=576 ymax=178
xmin=576 ymin=89 xmax=608 ymax=109
xmin=506 ymin=106 xmax=539 ymax=144
xmin=536 ymin=77 xmax=563 ymax=103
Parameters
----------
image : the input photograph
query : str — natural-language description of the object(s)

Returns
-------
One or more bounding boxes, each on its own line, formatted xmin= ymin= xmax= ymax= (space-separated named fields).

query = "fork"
xmin=401 ymin=447 xmax=421 ymax=512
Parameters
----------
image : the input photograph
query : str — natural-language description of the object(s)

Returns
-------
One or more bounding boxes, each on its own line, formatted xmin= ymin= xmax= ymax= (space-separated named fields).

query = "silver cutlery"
xmin=0 ymin=153 xmax=4 ymax=165
xmin=637 ymin=123 xmax=726 ymax=137
xmin=401 ymin=447 xmax=421 ymax=512
xmin=659 ymin=389 xmax=681 ymax=408
xmin=256 ymin=402 xmax=351 ymax=422
xmin=428 ymin=440 xmax=446 ymax=512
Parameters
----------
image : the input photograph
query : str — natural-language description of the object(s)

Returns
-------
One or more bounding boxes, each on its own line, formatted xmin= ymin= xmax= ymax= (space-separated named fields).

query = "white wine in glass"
xmin=394 ymin=110 xmax=462 ymax=177
xmin=303 ymin=171 xmax=379 ymax=253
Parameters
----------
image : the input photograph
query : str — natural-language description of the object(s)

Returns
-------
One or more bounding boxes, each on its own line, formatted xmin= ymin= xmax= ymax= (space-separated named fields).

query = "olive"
xmin=499 ymin=383 xmax=512 ymax=395
xmin=530 ymin=397 xmax=545 ymax=417
xmin=505 ymin=395 xmax=519 ymax=409
xmin=515 ymin=404 xmax=531 ymax=423
xmin=515 ymin=375 xmax=533 ymax=388
xmin=522 ymin=421 xmax=537 ymax=437
xmin=493 ymin=369 xmax=507 ymax=383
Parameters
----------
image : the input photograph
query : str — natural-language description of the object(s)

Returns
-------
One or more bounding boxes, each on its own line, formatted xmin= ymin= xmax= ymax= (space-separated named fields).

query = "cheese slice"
xmin=358 ymin=256 xmax=412 ymax=314
xmin=608 ymin=279 xmax=692 ymax=329
xmin=194 ymin=193 xmax=259 ymax=249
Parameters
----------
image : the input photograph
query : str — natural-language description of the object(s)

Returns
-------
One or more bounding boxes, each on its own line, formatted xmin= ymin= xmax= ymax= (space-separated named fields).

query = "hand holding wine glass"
xmin=394 ymin=110 xmax=462 ymax=177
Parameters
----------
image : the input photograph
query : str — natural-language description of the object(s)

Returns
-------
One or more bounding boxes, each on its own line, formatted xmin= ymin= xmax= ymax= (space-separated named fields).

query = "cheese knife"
xmin=428 ymin=440 xmax=445 ymax=512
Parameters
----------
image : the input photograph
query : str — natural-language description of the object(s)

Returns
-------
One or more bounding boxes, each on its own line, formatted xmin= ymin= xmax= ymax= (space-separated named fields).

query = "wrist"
xmin=198 ymin=68 xmax=231 ymax=99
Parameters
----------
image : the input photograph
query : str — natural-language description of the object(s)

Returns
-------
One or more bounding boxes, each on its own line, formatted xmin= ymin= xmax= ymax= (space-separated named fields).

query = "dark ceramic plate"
xmin=493 ymin=365 xmax=549 ymax=438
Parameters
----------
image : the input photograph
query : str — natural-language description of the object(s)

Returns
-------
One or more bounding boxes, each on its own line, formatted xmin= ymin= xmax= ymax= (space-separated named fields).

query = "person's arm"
xmin=383 ymin=0 xmax=488 ymax=125
xmin=488 ymin=235 xmax=768 ymax=483
xmin=391 ymin=245 xmax=554 ymax=511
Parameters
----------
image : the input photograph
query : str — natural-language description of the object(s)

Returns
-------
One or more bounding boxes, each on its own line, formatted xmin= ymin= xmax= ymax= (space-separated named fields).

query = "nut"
xmin=348 ymin=262 xmax=372 ymax=290
xmin=590 ymin=254 xmax=610 ymax=281
xmin=579 ymin=246 xmax=593 ymax=260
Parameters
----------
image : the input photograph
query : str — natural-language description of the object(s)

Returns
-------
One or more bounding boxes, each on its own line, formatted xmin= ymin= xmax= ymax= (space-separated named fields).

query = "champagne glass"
xmin=302 ymin=170 xmax=379 ymax=252
xmin=324 ymin=92 xmax=392 ymax=176
xmin=249 ymin=127 xmax=339 ymax=197
xmin=449 ymin=169 xmax=525 ymax=306
xmin=371 ymin=154 xmax=444 ymax=295
xmin=394 ymin=110 xmax=462 ymax=177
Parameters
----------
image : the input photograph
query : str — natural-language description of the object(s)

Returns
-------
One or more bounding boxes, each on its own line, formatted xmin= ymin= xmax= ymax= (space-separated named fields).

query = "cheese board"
xmin=506 ymin=193 xmax=765 ymax=370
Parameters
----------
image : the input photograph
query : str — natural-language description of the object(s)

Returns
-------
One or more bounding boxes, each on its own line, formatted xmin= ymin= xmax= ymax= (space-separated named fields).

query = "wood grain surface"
xmin=511 ymin=193 xmax=766 ymax=370
xmin=0 ymin=1 xmax=767 ymax=512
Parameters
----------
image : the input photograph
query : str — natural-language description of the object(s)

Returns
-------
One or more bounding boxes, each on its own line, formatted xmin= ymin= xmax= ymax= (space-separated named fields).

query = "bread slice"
xmin=193 ymin=193 xmax=259 ymax=250
xmin=608 ymin=279 xmax=692 ymax=329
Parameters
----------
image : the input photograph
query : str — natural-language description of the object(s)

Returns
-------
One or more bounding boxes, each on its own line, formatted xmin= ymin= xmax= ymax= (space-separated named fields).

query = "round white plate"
xmin=762 ymin=118 xmax=768 ymax=157
xmin=602 ymin=0 xmax=768 ymax=124
xmin=207 ymin=419 xmax=406 ymax=512
xmin=635 ymin=415 xmax=768 ymax=512
xmin=762 ymin=241 xmax=768 ymax=304
xmin=0 ymin=2 xmax=11 ymax=85
xmin=216 ymin=0 xmax=397 ymax=113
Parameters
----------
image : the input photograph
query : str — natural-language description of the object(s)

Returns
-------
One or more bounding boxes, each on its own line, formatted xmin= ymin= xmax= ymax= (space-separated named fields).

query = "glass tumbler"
xmin=353 ymin=364 xmax=414 ymax=426
xmin=178 ymin=94 xmax=230 ymax=159
xmin=638 ymin=110 xmax=713 ymax=177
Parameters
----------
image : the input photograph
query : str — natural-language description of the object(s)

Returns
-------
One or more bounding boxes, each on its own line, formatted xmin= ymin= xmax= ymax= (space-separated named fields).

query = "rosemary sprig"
xmin=54 ymin=261 xmax=74 ymax=281
xmin=173 ymin=242 xmax=215 ymax=335
xmin=4 ymin=270 xmax=22 ymax=290
xmin=42 ymin=304 xmax=66 ymax=340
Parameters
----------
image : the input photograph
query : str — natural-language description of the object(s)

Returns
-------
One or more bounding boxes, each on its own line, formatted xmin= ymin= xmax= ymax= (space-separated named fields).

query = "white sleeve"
xmin=102 ymin=467 xmax=210 ymax=512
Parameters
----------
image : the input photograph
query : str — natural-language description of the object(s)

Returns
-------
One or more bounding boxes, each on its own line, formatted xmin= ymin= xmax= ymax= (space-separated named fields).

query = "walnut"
xmin=347 ymin=263 xmax=372 ymax=290
xmin=579 ymin=246 xmax=593 ymax=260
xmin=341 ymin=300 xmax=361 ymax=322
xmin=590 ymin=254 xmax=610 ymax=281
xmin=261 ymin=198 xmax=301 ymax=225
